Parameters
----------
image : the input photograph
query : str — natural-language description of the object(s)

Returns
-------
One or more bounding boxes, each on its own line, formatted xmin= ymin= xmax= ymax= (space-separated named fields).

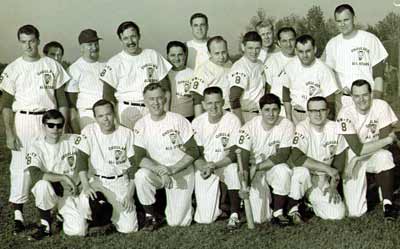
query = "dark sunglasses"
xmin=46 ymin=122 xmax=64 ymax=129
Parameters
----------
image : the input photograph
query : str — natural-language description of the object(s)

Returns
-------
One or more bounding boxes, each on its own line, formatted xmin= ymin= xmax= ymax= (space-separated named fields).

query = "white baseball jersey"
xmin=186 ymin=40 xmax=209 ymax=70
xmin=293 ymin=119 xmax=347 ymax=165
xmin=229 ymin=56 xmax=266 ymax=112
xmin=282 ymin=58 xmax=338 ymax=110
xmin=337 ymin=99 xmax=397 ymax=144
xmin=74 ymin=123 xmax=135 ymax=176
xmin=237 ymin=116 xmax=294 ymax=164
xmin=134 ymin=112 xmax=193 ymax=166
xmin=0 ymin=56 xmax=70 ymax=111
xmin=168 ymin=67 xmax=194 ymax=117
xmin=258 ymin=49 xmax=268 ymax=64
xmin=324 ymin=30 xmax=388 ymax=90
xmin=190 ymin=59 xmax=232 ymax=110
xmin=192 ymin=111 xmax=241 ymax=162
xmin=27 ymin=134 xmax=79 ymax=183
xmin=264 ymin=51 xmax=295 ymax=99
xmin=99 ymin=49 xmax=172 ymax=103
xmin=65 ymin=57 xmax=105 ymax=110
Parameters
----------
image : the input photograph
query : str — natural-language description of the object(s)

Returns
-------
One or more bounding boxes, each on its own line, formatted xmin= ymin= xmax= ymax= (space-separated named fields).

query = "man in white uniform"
xmin=134 ymin=83 xmax=199 ymax=230
xmin=337 ymin=80 xmax=398 ymax=220
xmin=101 ymin=21 xmax=172 ymax=129
xmin=186 ymin=13 xmax=210 ymax=70
xmin=236 ymin=93 xmax=294 ymax=225
xmin=192 ymin=87 xmax=241 ymax=229
xmin=165 ymin=41 xmax=194 ymax=120
xmin=288 ymin=97 xmax=346 ymax=222
xmin=75 ymin=99 xmax=138 ymax=233
xmin=283 ymin=35 xmax=338 ymax=124
xmin=66 ymin=29 xmax=105 ymax=132
xmin=229 ymin=31 xmax=266 ymax=124
xmin=0 ymin=24 xmax=70 ymax=235
xmin=323 ymin=4 xmax=388 ymax=105
xmin=190 ymin=36 xmax=232 ymax=117
xmin=255 ymin=20 xmax=280 ymax=63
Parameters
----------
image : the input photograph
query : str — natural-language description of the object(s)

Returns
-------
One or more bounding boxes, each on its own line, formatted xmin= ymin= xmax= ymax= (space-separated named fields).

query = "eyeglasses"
xmin=308 ymin=109 xmax=327 ymax=114
xmin=46 ymin=123 xmax=64 ymax=129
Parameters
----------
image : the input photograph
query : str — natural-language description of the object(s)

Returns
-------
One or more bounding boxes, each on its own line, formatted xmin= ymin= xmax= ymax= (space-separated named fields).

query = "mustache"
xmin=127 ymin=42 xmax=137 ymax=47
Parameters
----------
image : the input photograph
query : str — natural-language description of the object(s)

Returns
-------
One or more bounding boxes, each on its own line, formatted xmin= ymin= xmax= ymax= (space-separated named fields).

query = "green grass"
xmin=2 ymin=84 xmax=400 ymax=249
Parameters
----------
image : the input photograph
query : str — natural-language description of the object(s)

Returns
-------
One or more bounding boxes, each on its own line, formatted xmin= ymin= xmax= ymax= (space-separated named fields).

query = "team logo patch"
xmin=308 ymin=85 xmax=317 ymax=97
xmin=366 ymin=121 xmax=378 ymax=134
xmin=221 ymin=136 xmax=229 ymax=148
xmin=67 ymin=155 xmax=76 ymax=168
xmin=114 ymin=149 xmax=124 ymax=162
xmin=169 ymin=132 xmax=178 ymax=145
xmin=184 ymin=81 xmax=191 ymax=93
xmin=327 ymin=144 xmax=336 ymax=157
xmin=358 ymin=50 xmax=364 ymax=61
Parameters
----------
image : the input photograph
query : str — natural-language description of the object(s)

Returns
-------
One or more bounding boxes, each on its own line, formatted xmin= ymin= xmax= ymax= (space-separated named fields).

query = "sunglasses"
xmin=46 ymin=122 xmax=64 ymax=129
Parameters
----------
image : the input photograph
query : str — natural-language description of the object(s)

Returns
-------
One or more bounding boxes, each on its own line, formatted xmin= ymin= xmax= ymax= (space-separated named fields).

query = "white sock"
xmin=288 ymin=205 xmax=299 ymax=215
xmin=383 ymin=199 xmax=393 ymax=211
xmin=273 ymin=209 xmax=283 ymax=217
xmin=14 ymin=210 xmax=24 ymax=222
xmin=230 ymin=212 xmax=239 ymax=219
xmin=40 ymin=219 xmax=51 ymax=233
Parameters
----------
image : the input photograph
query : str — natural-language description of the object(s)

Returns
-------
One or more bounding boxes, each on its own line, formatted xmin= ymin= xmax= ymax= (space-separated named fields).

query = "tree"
xmin=304 ymin=6 xmax=329 ymax=57
xmin=375 ymin=12 xmax=400 ymax=41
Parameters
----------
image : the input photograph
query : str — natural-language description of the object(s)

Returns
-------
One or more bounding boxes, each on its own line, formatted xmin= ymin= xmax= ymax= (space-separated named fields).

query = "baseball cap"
xmin=78 ymin=29 xmax=102 ymax=44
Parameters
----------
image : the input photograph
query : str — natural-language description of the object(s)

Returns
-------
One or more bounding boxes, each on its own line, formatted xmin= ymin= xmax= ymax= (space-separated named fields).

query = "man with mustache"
xmin=101 ymin=21 xmax=172 ymax=129
xmin=66 ymin=29 xmax=105 ymax=132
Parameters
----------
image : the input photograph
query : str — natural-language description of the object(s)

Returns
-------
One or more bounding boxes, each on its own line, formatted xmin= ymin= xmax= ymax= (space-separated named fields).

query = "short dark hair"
xmin=351 ymin=79 xmax=372 ymax=94
xmin=242 ymin=31 xmax=262 ymax=45
xmin=18 ymin=24 xmax=40 ymax=40
xmin=207 ymin=36 xmax=227 ymax=53
xmin=143 ymin=83 xmax=166 ymax=95
xmin=190 ymin=13 xmax=208 ymax=26
xmin=307 ymin=96 xmax=328 ymax=110
xmin=92 ymin=99 xmax=115 ymax=117
xmin=295 ymin=34 xmax=315 ymax=48
xmin=166 ymin=41 xmax=187 ymax=55
xmin=334 ymin=4 xmax=355 ymax=17
xmin=277 ymin=27 xmax=296 ymax=41
xmin=42 ymin=109 xmax=65 ymax=125
xmin=117 ymin=21 xmax=140 ymax=39
xmin=259 ymin=93 xmax=281 ymax=110
xmin=43 ymin=41 xmax=64 ymax=56
xmin=203 ymin=86 xmax=223 ymax=97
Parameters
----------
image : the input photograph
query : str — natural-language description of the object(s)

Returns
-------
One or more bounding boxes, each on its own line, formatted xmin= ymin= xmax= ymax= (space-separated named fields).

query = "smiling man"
xmin=101 ymin=21 xmax=172 ymax=129
xmin=186 ymin=13 xmax=210 ymax=70
xmin=255 ymin=20 xmax=280 ymax=63
xmin=323 ymin=4 xmax=388 ymax=105
xmin=282 ymin=35 xmax=338 ymax=124
xmin=190 ymin=36 xmax=232 ymax=117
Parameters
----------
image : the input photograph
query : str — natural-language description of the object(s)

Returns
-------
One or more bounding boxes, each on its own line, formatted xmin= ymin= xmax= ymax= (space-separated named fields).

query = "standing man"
xmin=43 ymin=41 xmax=64 ymax=64
xmin=264 ymin=27 xmax=296 ymax=108
xmin=337 ymin=80 xmax=398 ymax=220
xmin=166 ymin=41 xmax=194 ymax=120
xmin=255 ymin=20 xmax=280 ymax=63
xmin=229 ymin=31 xmax=266 ymax=124
xmin=282 ymin=35 xmax=338 ymax=124
xmin=192 ymin=87 xmax=241 ymax=229
xmin=236 ymin=93 xmax=294 ymax=225
xmin=186 ymin=13 xmax=210 ymax=70
xmin=66 ymin=29 xmax=104 ymax=132
xmin=101 ymin=21 xmax=172 ymax=129
xmin=74 ymin=99 xmax=138 ymax=233
xmin=323 ymin=4 xmax=388 ymax=105
xmin=0 ymin=24 xmax=70 ymax=235
xmin=134 ymin=83 xmax=199 ymax=230
xmin=190 ymin=36 xmax=232 ymax=117
xmin=288 ymin=97 xmax=346 ymax=223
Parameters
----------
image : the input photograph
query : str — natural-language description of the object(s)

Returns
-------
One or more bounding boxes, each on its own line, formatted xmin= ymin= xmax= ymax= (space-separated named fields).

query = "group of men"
xmin=0 ymin=3 xmax=399 ymax=241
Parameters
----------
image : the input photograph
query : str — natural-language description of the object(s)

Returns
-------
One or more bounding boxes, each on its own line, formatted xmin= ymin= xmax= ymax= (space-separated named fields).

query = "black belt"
xmin=122 ymin=101 xmax=145 ymax=107
xmin=95 ymin=174 xmax=124 ymax=180
xmin=342 ymin=93 xmax=351 ymax=97
xmin=19 ymin=110 xmax=46 ymax=115
xmin=294 ymin=109 xmax=306 ymax=113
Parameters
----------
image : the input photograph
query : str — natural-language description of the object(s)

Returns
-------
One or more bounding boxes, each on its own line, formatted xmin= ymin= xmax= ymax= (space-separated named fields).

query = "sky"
xmin=0 ymin=0 xmax=399 ymax=63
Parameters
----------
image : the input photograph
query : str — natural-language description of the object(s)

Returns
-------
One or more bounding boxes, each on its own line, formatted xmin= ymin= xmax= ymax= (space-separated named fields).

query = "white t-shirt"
xmin=66 ymin=57 xmax=105 ymax=109
xmin=192 ymin=111 xmax=241 ymax=162
xmin=134 ymin=112 xmax=193 ymax=166
xmin=187 ymin=39 xmax=209 ymax=70
xmin=168 ymin=67 xmax=194 ymax=117
xmin=236 ymin=116 xmax=294 ymax=164
xmin=74 ymin=123 xmax=135 ymax=176
xmin=0 ymin=56 xmax=70 ymax=111
xmin=323 ymin=30 xmax=388 ymax=90
xmin=99 ymin=49 xmax=172 ymax=103
xmin=229 ymin=56 xmax=266 ymax=111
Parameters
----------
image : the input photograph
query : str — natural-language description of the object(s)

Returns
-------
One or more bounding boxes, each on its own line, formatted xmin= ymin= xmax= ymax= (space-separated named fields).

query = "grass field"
xmin=2 ymin=86 xmax=400 ymax=248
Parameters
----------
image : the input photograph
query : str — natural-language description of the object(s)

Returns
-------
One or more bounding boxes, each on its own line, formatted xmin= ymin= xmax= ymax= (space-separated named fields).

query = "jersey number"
xmin=341 ymin=122 xmax=347 ymax=132
xmin=238 ymin=135 xmax=245 ymax=145
xmin=293 ymin=136 xmax=299 ymax=144
xmin=235 ymin=76 xmax=241 ymax=84
xmin=74 ymin=137 xmax=81 ymax=145
xmin=192 ymin=81 xmax=199 ymax=89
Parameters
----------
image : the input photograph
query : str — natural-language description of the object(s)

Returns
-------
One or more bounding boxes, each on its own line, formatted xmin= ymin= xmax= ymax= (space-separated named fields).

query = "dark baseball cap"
xmin=78 ymin=29 xmax=102 ymax=44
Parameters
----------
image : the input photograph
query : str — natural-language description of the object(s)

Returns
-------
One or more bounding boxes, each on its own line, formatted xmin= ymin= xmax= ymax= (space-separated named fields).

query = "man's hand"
xmin=200 ymin=167 xmax=212 ymax=180
xmin=63 ymin=175 xmax=77 ymax=196
xmin=239 ymin=187 xmax=250 ymax=200
xmin=343 ymin=156 xmax=360 ymax=182
xmin=249 ymin=165 xmax=258 ymax=183
xmin=155 ymin=165 xmax=170 ymax=177
xmin=5 ymin=132 xmax=22 ymax=151
xmin=122 ymin=196 xmax=135 ymax=212
xmin=323 ymin=186 xmax=341 ymax=204
xmin=161 ymin=175 xmax=173 ymax=189
xmin=82 ymin=183 xmax=97 ymax=200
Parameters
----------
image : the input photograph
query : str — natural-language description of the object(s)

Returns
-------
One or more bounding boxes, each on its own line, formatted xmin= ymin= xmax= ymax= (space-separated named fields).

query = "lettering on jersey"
xmin=100 ymin=65 xmax=112 ymax=77
xmin=351 ymin=47 xmax=370 ymax=66
xmin=141 ymin=63 xmax=158 ymax=83
xmin=177 ymin=79 xmax=192 ymax=96
xmin=0 ymin=72 xmax=8 ymax=83
xmin=163 ymin=129 xmax=183 ymax=150
xmin=215 ymin=132 xmax=230 ymax=152
xmin=337 ymin=118 xmax=352 ymax=132
xmin=38 ymin=70 xmax=55 ymax=89
xmin=26 ymin=152 xmax=38 ymax=165
xmin=238 ymin=129 xmax=250 ymax=145
xmin=107 ymin=146 xmax=127 ymax=165
xmin=305 ymin=81 xmax=321 ymax=97
xmin=191 ymin=77 xmax=205 ymax=90
xmin=322 ymin=141 xmax=337 ymax=161
xmin=231 ymin=72 xmax=247 ymax=85
xmin=293 ymin=131 xmax=305 ymax=144
xmin=366 ymin=120 xmax=379 ymax=139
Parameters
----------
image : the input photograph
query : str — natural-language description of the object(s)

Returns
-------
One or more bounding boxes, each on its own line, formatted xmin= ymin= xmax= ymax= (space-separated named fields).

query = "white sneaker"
xmin=227 ymin=213 xmax=240 ymax=230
